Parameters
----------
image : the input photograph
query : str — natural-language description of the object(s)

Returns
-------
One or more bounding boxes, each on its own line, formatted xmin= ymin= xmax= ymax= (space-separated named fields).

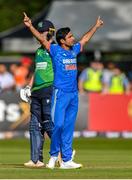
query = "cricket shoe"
xmin=46 ymin=156 xmax=58 ymax=169
xmin=57 ymin=149 xmax=76 ymax=167
xmin=60 ymin=160 xmax=82 ymax=169
xmin=24 ymin=160 xmax=44 ymax=167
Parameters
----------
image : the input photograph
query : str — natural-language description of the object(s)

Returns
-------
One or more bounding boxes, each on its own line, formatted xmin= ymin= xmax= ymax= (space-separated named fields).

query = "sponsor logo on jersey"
xmin=65 ymin=64 xmax=77 ymax=70
xmin=36 ymin=62 xmax=48 ymax=70
xmin=63 ymin=58 xmax=76 ymax=64
xmin=63 ymin=58 xmax=77 ymax=71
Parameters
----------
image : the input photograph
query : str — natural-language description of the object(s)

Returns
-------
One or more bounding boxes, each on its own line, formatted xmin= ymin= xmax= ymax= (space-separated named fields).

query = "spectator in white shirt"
xmin=0 ymin=64 xmax=15 ymax=92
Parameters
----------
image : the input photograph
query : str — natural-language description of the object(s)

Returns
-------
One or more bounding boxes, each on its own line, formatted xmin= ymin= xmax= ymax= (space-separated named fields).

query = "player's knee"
xmin=30 ymin=113 xmax=40 ymax=124
xmin=30 ymin=114 xmax=41 ymax=131
xmin=30 ymin=124 xmax=40 ymax=132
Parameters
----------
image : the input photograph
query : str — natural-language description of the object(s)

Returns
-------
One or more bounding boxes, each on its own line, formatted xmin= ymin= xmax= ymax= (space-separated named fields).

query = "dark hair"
xmin=56 ymin=27 xmax=70 ymax=45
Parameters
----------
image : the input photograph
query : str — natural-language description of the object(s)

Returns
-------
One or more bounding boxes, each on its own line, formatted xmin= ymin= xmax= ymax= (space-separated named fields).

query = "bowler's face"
xmin=65 ymin=31 xmax=75 ymax=46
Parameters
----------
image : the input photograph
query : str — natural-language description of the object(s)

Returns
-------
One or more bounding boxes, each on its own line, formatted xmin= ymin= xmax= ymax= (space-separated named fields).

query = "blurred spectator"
xmin=78 ymin=61 xmax=103 ymax=94
xmin=103 ymin=62 xmax=115 ymax=83
xmin=10 ymin=63 xmax=18 ymax=75
xmin=102 ymin=62 xmax=115 ymax=93
xmin=104 ymin=67 xmax=130 ymax=94
xmin=10 ymin=57 xmax=32 ymax=90
xmin=128 ymin=65 xmax=132 ymax=92
xmin=97 ymin=61 xmax=104 ymax=71
xmin=0 ymin=64 xmax=15 ymax=92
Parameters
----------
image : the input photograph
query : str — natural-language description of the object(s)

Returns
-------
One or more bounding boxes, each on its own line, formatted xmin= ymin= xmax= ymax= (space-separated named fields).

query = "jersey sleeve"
xmin=72 ymin=42 xmax=81 ymax=56
xmin=50 ymin=44 xmax=59 ymax=57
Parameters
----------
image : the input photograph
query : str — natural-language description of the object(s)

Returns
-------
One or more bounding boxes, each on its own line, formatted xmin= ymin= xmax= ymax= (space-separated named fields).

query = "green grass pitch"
xmin=0 ymin=137 xmax=132 ymax=178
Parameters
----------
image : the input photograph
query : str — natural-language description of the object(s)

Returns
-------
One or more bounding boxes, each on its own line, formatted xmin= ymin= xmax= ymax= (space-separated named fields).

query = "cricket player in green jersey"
xmin=20 ymin=19 xmax=55 ymax=167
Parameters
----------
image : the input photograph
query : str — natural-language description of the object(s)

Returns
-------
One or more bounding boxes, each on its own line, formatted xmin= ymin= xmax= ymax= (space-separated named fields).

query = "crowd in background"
xmin=0 ymin=57 xmax=132 ymax=94
xmin=0 ymin=57 xmax=33 ymax=92
xmin=78 ymin=61 xmax=131 ymax=94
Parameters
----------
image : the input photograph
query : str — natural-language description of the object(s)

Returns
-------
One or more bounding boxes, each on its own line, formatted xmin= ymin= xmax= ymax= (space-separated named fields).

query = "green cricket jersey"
xmin=32 ymin=46 xmax=54 ymax=92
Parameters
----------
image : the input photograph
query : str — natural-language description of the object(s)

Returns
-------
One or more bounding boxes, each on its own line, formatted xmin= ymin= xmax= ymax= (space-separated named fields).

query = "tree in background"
xmin=0 ymin=0 xmax=50 ymax=32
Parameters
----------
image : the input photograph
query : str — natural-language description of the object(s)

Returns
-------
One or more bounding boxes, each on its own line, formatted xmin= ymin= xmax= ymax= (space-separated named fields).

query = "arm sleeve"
xmin=72 ymin=42 xmax=81 ymax=56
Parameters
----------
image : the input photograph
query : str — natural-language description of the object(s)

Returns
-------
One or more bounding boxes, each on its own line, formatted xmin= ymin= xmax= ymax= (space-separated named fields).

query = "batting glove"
xmin=20 ymin=85 xmax=31 ymax=103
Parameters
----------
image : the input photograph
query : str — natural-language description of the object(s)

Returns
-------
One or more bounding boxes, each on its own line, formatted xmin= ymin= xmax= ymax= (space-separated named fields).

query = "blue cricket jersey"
xmin=50 ymin=43 xmax=81 ymax=92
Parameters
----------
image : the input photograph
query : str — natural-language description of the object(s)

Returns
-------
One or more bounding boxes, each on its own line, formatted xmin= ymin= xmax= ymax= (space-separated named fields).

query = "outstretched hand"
xmin=95 ymin=16 xmax=104 ymax=28
xmin=23 ymin=12 xmax=32 ymax=28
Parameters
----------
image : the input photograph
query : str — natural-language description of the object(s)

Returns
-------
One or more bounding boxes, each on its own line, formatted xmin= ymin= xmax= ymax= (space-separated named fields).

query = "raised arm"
xmin=79 ymin=16 xmax=103 ymax=50
xmin=23 ymin=12 xmax=50 ymax=51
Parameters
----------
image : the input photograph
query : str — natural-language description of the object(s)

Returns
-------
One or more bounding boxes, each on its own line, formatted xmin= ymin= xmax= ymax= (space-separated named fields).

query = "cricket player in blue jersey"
xmin=23 ymin=12 xmax=103 ymax=169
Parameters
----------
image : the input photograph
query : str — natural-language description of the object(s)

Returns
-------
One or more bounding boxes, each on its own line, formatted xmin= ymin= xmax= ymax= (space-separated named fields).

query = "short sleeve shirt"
xmin=50 ymin=43 xmax=81 ymax=92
